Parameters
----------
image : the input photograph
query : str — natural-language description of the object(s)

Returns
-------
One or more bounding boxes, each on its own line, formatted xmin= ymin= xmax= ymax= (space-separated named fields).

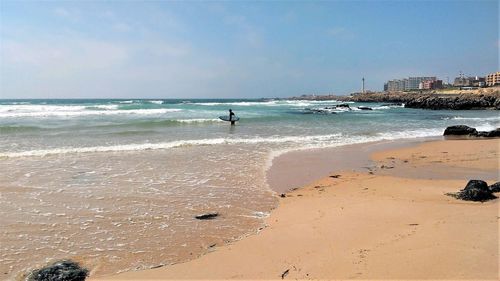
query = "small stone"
xmin=195 ymin=212 xmax=219 ymax=220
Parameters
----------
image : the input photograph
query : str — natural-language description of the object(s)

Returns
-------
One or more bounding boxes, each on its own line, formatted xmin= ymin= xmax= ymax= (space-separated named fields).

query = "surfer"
xmin=229 ymin=109 xmax=235 ymax=125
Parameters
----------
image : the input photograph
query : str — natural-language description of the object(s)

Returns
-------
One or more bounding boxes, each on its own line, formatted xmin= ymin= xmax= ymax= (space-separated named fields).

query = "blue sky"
xmin=1 ymin=0 xmax=498 ymax=99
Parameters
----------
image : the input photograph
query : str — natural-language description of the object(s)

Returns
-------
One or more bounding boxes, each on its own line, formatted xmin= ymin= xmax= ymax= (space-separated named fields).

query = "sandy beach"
xmin=91 ymin=138 xmax=499 ymax=280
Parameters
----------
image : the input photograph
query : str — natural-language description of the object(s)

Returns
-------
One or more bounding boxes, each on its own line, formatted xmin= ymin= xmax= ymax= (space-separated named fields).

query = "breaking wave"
xmin=0 ymin=104 xmax=182 ymax=118
xmin=0 ymin=128 xmax=444 ymax=158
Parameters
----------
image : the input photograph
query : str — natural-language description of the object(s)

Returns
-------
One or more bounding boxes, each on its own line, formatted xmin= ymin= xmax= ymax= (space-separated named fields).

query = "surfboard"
xmin=219 ymin=115 xmax=240 ymax=122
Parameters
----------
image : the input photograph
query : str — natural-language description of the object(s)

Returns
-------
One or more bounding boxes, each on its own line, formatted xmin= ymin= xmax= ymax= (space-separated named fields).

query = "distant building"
xmin=472 ymin=77 xmax=485 ymax=87
xmin=454 ymin=76 xmax=486 ymax=88
xmin=406 ymin=77 xmax=436 ymax=90
xmin=386 ymin=79 xmax=407 ymax=91
xmin=420 ymin=79 xmax=443 ymax=90
xmin=486 ymin=72 xmax=500 ymax=86
xmin=385 ymin=76 xmax=436 ymax=92
xmin=433 ymin=80 xmax=443 ymax=89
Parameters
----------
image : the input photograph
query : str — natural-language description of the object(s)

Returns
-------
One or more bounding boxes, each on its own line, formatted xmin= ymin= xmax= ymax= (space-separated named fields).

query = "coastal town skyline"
xmin=1 ymin=0 xmax=498 ymax=99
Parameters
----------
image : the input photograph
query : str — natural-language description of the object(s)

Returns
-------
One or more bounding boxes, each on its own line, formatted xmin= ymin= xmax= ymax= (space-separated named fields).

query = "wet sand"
xmin=93 ymin=138 xmax=499 ymax=280
xmin=267 ymin=138 xmax=434 ymax=194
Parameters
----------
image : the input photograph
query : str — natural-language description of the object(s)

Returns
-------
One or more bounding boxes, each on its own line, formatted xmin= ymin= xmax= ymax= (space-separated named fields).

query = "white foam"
xmin=148 ymin=100 xmax=164 ymax=104
xmin=175 ymin=118 xmax=223 ymax=123
xmin=90 ymin=105 xmax=119 ymax=110
xmin=475 ymin=123 xmax=497 ymax=131
xmin=186 ymin=100 xmax=342 ymax=107
xmin=443 ymin=116 xmax=500 ymax=121
xmin=0 ymin=129 xmax=444 ymax=159
xmin=0 ymin=134 xmax=342 ymax=158
xmin=0 ymin=106 xmax=182 ymax=118
xmin=371 ymin=104 xmax=405 ymax=110
xmin=263 ymin=128 xmax=443 ymax=172
xmin=0 ymin=105 xmax=87 ymax=113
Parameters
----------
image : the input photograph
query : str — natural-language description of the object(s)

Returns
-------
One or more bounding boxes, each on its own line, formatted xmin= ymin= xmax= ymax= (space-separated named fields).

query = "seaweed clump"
xmin=26 ymin=260 xmax=88 ymax=281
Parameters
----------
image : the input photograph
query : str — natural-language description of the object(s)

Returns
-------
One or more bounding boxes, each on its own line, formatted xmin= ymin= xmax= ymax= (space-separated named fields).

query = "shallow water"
xmin=1 ymin=99 xmax=498 ymax=279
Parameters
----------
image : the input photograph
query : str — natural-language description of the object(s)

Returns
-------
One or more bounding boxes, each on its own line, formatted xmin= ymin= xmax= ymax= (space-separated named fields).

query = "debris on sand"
xmin=281 ymin=269 xmax=290 ymax=279
xmin=195 ymin=212 xmax=219 ymax=220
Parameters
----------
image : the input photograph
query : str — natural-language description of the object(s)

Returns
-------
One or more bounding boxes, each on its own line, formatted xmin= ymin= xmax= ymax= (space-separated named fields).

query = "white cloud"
xmin=327 ymin=27 xmax=346 ymax=36
xmin=53 ymin=7 xmax=81 ymax=22
xmin=224 ymin=15 xmax=263 ymax=48
xmin=54 ymin=7 xmax=71 ymax=17
xmin=142 ymin=41 xmax=190 ymax=57
xmin=2 ymin=37 xmax=130 ymax=77
xmin=112 ymin=22 xmax=132 ymax=32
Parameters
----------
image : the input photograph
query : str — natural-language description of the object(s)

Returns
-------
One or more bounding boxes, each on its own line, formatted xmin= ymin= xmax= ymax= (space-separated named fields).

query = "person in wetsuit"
xmin=229 ymin=109 xmax=235 ymax=125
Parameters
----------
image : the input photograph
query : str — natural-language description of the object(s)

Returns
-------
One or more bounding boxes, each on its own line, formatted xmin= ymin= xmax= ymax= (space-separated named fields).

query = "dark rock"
xmin=476 ymin=128 xmax=500 ymax=137
xmin=337 ymin=103 xmax=350 ymax=108
xmin=404 ymin=93 xmax=499 ymax=110
xmin=195 ymin=212 xmax=219 ymax=220
xmin=449 ymin=180 xmax=497 ymax=202
xmin=305 ymin=108 xmax=336 ymax=114
xmin=443 ymin=125 xmax=478 ymax=136
xmin=280 ymin=193 xmax=286 ymax=198
xmin=357 ymin=106 xmax=373 ymax=110
xmin=464 ymin=180 xmax=489 ymax=191
xmin=453 ymin=188 xmax=497 ymax=202
xmin=27 ymin=260 xmax=88 ymax=281
xmin=489 ymin=182 xmax=500 ymax=193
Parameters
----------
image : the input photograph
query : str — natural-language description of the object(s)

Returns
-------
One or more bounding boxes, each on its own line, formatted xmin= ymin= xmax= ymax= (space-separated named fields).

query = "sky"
xmin=0 ymin=0 xmax=498 ymax=99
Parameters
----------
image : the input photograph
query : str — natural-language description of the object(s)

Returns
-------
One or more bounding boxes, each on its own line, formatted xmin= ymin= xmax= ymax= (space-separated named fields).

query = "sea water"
xmin=0 ymin=99 xmax=498 ymax=279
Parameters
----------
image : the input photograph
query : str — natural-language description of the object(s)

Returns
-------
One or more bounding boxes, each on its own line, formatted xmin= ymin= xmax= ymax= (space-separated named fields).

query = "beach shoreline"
xmin=266 ymin=137 xmax=439 ymax=194
xmin=91 ymin=137 xmax=499 ymax=280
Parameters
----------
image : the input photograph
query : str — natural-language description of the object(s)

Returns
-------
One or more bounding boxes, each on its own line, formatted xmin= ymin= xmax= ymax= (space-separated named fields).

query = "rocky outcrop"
xmin=443 ymin=125 xmax=478 ymax=136
xmin=448 ymin=180 xmax=497 ymax=202
xmin=290 ymin=90 xmax=500 ymax=110
xmin=476 ymin=128 xmax=500 ymax=137
xmin=304 ymin=103 xmax=351 ymax=114
xmin=404 ymin=94 xmax=500 ymax=110
xmin=443 ymin=125 xmax=500 ymax=138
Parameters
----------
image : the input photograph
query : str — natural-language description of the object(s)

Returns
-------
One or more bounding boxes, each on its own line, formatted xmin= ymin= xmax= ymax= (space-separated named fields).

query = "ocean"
xmin=1 ymin=98 xmax=498 ymax=279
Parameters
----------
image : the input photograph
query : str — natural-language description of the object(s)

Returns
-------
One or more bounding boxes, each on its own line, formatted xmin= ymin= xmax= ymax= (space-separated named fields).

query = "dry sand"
xmin=93 ymin=138 xmax=499 ymax=280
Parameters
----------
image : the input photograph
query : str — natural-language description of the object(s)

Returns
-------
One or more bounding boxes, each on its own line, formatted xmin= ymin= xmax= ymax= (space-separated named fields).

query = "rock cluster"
xmin=404 ymin=94 xmax=500 ymax=110
xmin=443 ymin=125 xmax=500 ymax=138
xmin=293 ymin=91 xmax=500 ymax=110
xmin=448 ymin=180 xmax=499 ymax=202
xmin=26 ymin=260 xmax=88 ymax=281
xmin=305 ymin=104 xmax=376 ymax=114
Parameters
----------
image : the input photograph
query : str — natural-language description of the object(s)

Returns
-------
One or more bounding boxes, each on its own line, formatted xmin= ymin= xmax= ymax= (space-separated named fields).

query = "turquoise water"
xmin=1 ymin=98 xmax=498 ymax=155
xmin=0 ymin=98 xmax=498 ymax=279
